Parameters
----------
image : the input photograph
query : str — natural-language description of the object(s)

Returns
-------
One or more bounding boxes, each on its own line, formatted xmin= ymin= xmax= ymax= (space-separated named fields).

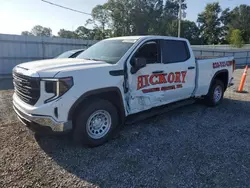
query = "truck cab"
xmin=13 ymin=36 xmax=234 ymax=146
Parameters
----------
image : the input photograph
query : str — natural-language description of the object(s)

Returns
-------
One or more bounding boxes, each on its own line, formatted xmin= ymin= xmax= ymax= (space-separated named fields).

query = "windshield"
xmin=77 ymin=39 xmax=136 ymax=64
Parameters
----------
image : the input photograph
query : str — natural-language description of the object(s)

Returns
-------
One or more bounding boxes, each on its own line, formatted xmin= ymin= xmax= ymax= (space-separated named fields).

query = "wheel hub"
xmin=213 ymin=85 xmax=222 ymax=103
xmin=92 ymin=118 xmax=102 ymax=129
xmin=87 ymin=110 xmax=111 ymax=139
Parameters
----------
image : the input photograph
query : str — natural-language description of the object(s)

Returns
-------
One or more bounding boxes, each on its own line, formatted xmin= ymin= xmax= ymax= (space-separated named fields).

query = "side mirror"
xmin=130 ymin=57 xmax=146 ymax=74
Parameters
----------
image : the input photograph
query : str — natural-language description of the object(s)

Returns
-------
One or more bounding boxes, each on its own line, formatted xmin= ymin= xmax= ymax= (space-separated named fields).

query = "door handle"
xmin=188 ymin=66 xmax=195 ymax=70
xmin=152 ymin=70 xmax=164 ymax=74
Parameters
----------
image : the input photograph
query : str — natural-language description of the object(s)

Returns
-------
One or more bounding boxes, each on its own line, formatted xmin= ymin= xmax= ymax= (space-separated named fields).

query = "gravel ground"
xmin=0 ymin=69 xmax=250 ymax=188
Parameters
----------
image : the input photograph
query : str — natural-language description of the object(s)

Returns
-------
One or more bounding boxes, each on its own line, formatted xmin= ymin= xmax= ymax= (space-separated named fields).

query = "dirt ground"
xmin=0 ymin=69 xmax=250 ymax=188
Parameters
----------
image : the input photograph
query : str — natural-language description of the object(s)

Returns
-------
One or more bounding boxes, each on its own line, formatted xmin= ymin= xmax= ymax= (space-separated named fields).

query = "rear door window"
xmin=162 ymin=40 xmax=190 ymax=64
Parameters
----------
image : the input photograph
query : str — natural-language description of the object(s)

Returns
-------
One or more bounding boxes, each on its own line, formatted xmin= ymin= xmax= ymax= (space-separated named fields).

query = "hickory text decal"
xmin=137 ymin=71 xmax=187 ymax=93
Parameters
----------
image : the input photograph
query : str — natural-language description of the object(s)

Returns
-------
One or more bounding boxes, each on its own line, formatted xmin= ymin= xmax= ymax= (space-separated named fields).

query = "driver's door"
xmin=127 ymin=40 xmax=168 ymax=114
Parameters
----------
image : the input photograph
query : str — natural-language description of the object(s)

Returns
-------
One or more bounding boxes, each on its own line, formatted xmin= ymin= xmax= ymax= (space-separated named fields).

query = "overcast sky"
xmin=0 ymin=0 xmax=248 ymax=35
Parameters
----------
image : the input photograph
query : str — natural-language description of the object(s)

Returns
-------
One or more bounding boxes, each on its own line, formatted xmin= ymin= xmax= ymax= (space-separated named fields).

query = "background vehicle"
xmin=12 ymin=36 xmax=235 ymax=147
xmin=56 ymin=49 xmax=85 ymax=58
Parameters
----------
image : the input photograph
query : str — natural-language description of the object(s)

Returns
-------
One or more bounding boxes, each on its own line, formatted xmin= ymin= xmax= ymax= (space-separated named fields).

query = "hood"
xmin=17 ymin=58 xmax=111 ymax=77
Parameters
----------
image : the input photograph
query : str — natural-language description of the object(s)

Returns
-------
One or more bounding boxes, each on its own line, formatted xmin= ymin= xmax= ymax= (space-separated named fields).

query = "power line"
xmin=41 ymin=0 xmax=92 ymax=16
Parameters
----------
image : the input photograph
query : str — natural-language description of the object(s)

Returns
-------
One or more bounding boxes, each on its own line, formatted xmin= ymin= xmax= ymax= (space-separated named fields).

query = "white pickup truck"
xmin=13 ymin=36 xmax=235 ymax=146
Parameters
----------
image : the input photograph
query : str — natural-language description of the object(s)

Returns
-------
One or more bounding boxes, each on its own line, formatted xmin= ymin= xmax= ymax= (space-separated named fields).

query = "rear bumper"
xmin=13 ymin=103 xmax=72 ymax=132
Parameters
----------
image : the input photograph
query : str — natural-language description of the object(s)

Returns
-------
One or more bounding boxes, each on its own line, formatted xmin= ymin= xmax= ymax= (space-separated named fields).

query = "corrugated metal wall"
xmin=0 ymin=34 xmax=97 ymax=74
xmin=1 ymin=33 xmax=250 ymax=74
xmin=192 ymin=47 xmax=250 ymax=66
xmin=192 ymin=44 xmax=250 ymax=50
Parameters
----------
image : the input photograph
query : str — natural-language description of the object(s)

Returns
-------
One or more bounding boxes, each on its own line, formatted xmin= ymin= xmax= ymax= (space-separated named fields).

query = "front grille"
xmin=13 ymin=71 xmax=40 ymax=105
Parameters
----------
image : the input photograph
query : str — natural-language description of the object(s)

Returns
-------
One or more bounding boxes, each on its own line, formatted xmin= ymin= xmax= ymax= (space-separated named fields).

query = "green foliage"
xmin=91 ymin=4 xmax=111 ymax=30
xmin=228 ymin=5 xmax=250 ymax=43
xmin=75 ymin=26 xmax=91 ymax=39
xmin=31 ymin=25 xmax=52 ymax=37
xmin=21 ymin=31 xmax=33 ymax=36
xmin=181 ymin=20 xmax=201 ymax=44
xmin=105 ymin=0 xmax=187 ymax=36
xmin=85 ymin=4 xmax=112 ymax=39
xmin=21 ymin=25 xmax=52 ymax=37
xmin=229 ymin=29 xmax=244 ymax=48
xmin=58 ymin=29 xmax=78 ymax=39
xmin=197 ymin=2 xmax=222 ymax=45
xmin=20 ymin=2 xmax=250 ymax=45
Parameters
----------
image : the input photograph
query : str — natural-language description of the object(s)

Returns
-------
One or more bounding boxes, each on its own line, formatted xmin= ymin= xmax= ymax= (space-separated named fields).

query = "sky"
xmin=0 ymin=0 xmax=249 ymax=35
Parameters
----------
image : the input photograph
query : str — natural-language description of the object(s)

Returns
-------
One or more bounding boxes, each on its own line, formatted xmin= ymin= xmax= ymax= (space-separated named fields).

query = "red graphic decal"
xmin=149 ymin=74 xmax=160 ymax=85
xmin=159 ymin=74 xmax=167 ymax=84
xmin=213 ymin=61 xmax=233 ymax=69
xmin=181 ymin=71 xmax=187 ymax=83
xmin=144 ymin=75 xmax=149 ymax=87
xmin=142 ymin=87 xmax=160 ymax=93
xmin=161 ymin=85 xmax=176 ymax=91
xmin=137 ymin=75 xmax=149 ymax=90
xmin=226 ymin=61 xmax=233 ymax=66
xmin=175 ymin=72 xmax=181 ymax=83
xmin=137 ymin=71 xmax=187 ymax=90
xmin=168 ymin=73 xmax=175 ymax=83
xmin=176 ymin=84 xmax=183 ymax=88
xmin=137 ymin=76 xmax=144 ymax=90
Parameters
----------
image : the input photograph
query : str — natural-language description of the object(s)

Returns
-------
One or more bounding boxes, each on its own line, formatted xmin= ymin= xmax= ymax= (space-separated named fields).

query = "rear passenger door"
xmin=161 ymin=39 xmax=196 ymax=102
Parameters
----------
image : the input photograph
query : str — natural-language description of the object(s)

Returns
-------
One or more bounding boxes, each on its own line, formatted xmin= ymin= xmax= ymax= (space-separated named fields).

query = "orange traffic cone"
xmin=237 ymin=65 xmax=248 ymax=93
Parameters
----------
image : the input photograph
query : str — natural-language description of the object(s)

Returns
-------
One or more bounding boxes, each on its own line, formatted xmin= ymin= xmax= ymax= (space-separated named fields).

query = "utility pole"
xmin=178 ymin=0 xmax=182 ymax=38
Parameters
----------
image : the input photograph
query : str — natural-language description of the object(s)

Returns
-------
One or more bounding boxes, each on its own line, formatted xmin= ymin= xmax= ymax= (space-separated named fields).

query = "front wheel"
xmin=204 ymin=80 xmax=225 ymax=107
xmin=73 ymin=99 xmax=119 ymax=147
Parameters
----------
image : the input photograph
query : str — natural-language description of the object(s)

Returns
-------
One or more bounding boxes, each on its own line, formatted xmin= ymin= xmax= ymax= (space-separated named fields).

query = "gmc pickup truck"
xmin=13 ymin=36 xmax=235 ymax=146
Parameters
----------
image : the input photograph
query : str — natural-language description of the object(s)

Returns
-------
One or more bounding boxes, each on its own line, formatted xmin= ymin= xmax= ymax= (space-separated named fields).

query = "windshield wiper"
xmin=83 ymin=58 xmax=113 ymax=64
xmin=84 ymin=58 xmax=102 ymax=61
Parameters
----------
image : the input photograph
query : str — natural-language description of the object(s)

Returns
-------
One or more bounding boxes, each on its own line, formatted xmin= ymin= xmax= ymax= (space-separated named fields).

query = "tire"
xmin=73 ymin=99 xmax=119 ymax=147
xmin=204 ymin=79 xmax=225 ymax=107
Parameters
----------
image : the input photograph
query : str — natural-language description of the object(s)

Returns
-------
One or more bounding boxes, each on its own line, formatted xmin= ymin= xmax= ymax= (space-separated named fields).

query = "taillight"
xmin=232 ymin=60 xmax=236 ymax=72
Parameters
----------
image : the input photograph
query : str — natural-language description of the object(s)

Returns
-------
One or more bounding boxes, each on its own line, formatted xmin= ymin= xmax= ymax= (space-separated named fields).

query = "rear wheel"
xmin=73 ymin=99 xmax=119 ymax=147
xmin=204 ymin=80 xmax=225 ymax=107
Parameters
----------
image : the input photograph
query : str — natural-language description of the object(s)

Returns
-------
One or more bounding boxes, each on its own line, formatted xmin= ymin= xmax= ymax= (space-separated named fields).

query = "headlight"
xmin=43 ymin=77 xmax=73 ymax=103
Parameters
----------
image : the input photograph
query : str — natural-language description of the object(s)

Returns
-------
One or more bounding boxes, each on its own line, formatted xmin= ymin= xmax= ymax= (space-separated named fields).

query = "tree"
xmin=228 ymin=5 xmax=250 ymax=43
xmin=104 ymin=0 xmax=187 ymax=36
xmin=30 ymin=25 xmax=52 ymax=37
xmin=86 ymin=4 xmax=111 ymax=39
xmin=197 ymin=2 xmax=222 ymax=44
xmin=91 ymin=4 xmax=111 ymax=31
xmin=181 ymin=20 xmax=201 ymax=44
xmin=105 ymin=0 xmax=133 ymax=36
xmin=75 ymin=26 xmax=106 ymax=40
xmin=75 ymin=26 xmax=91 ymax=39
xmin=21 ymin=25 xmax=53 ymax=37
xmin=21 ymin=31 xmax=33 ymax=36
xmin=157 ymin=0 xmax=187 ymax=36
xmin=230 ymin=29 xmax=244 ymax=48
xmin=220 ymin=8 xmax=232 ymax=43
xmin=58 ymin=29 xmax=78 ymax=39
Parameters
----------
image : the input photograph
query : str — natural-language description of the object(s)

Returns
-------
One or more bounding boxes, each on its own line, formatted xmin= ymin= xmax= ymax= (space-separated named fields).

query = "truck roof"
xmin=106 ymin=35 xmax=188 ymax=42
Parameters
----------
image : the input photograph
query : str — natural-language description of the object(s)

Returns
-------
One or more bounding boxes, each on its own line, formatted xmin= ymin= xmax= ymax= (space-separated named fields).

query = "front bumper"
xmin=13 ymin=103 xmax=72 ymax=132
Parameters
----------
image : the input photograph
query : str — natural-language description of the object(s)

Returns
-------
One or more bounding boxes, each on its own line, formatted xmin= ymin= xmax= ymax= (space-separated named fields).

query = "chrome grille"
xmin=13 ymin=71 xmax=40 ymax=105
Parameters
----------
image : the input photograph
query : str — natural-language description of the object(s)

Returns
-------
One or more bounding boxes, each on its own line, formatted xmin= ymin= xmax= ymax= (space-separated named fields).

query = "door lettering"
xmin=137 ymin=71 xmax=187 ymax=90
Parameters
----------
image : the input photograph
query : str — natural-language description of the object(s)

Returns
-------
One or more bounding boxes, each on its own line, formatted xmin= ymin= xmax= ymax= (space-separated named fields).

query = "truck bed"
xmin=193 ymin=55 xmax=234 ymax=97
